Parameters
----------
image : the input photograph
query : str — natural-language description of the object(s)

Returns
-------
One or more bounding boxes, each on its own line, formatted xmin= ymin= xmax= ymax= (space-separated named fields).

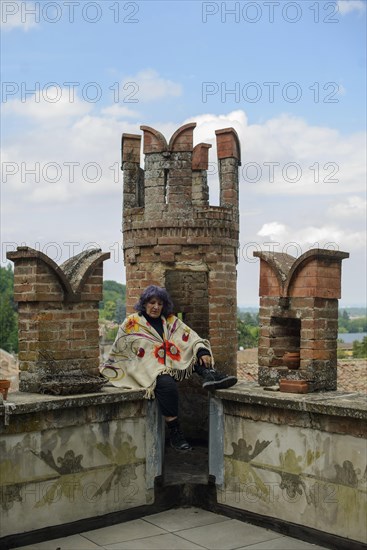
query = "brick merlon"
xmin=168 ymin=122 xmax=196 ymax=152
xmin=7 ymin=246 xmax=74 ymax=297
xmin=7 ymin=246 xmax=110 ymax=302
xmin=140 ymin=125 xmax=168 ymax=154
xmin=215 ymin=127 xmax=241 ymax=164
xmin=60 ymin=249 xmax=111 ymax=294
xmin=192 ymin=143 xmax=212 ymax=170
xmin=254 ymin=249 xmax=349 ymax=298
xmin=121 ymin=133 xmax=141 ymax=165
xmin=285 ymin=248 xmax=349 ymax=295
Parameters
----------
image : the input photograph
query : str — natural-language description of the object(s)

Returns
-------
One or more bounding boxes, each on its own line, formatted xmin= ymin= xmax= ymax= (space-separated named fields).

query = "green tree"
xmin=349 ymin=317 xmax=367 ymax=333
xmin=237 ymin=318 xmax=259 ymax=349
xmin=338 ymin=310 xmax=350 ymax=332
xmin=99 ymin=280 xmax=126 ymax=323
xmin=353 ymin=337 xmax=367 ymax=358
xmin=241 ymin=312 xmax=257 ymax=326
xmin=103 ymin=300 xmax=117 ymax=321
xmin=342 ymin=309 xmax=350 ymax=321
xmin=115 ymin=299 xmax=126 ymax=324
xmin=0 ymin=265 xmax=18 ymax=353
xmin=338 ymin=308 xmax=367 ymax=333
xmin=105 ymin=325 xmax=119 ymax=342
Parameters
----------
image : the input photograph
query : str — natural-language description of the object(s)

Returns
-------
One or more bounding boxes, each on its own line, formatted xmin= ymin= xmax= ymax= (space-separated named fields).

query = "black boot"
xmin=166 ymin=419 xmax=192 ymax=451
xmin=200 ymin=368 xmax=237 ymax=390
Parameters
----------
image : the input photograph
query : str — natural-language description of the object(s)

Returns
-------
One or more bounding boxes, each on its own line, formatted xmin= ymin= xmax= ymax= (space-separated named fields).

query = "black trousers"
xmin=154 ymin=364 xmax=207 ymax=417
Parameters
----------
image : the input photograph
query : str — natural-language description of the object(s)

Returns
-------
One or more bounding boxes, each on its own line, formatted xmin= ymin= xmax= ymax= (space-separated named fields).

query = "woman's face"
xmin=145 ymin=297 xmax=163 ymax=318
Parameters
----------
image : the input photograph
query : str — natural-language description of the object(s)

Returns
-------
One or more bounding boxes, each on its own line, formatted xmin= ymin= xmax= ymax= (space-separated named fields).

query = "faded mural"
xmin=0 ymin=419 xmax=151 ymax=537
xmin=218 ymin=417 xmax=367 ymax=543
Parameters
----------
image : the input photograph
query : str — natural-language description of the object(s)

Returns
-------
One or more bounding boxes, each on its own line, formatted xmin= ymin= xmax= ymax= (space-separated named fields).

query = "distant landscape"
xmin=66 ymin=280 xmax=367 ymax=359
xmin=1 ymin=267 xmax=366 ymax=358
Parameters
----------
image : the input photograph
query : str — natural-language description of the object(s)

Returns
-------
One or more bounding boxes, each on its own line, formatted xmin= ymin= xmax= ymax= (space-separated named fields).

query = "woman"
xmin=100 ymin=285 xmax=237 ymax=451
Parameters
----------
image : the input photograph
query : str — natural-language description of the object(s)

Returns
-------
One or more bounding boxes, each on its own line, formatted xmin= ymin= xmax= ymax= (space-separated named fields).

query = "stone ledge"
xmin=215 ymin=381 xmax=367 ymax=420
xmin=0 ymin=386 xmax=145 ymax=416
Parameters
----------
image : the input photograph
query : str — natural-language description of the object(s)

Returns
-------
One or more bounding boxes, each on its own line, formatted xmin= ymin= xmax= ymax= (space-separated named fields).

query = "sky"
xmin=1 ymin=0 xmax=366 ymax=307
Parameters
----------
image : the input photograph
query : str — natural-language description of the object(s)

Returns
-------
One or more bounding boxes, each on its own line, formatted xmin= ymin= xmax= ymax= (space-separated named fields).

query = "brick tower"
xmin=121 ymin=123 xmax=240 ymax=439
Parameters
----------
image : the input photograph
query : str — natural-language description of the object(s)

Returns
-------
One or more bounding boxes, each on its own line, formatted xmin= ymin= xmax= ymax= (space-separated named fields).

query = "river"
xmin=338 ymin=332 xmax=367 ymax=343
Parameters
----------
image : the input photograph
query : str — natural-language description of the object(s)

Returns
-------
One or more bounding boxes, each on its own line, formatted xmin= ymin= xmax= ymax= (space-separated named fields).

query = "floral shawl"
xmin=100 ymin=313 xmax=213 ymax=398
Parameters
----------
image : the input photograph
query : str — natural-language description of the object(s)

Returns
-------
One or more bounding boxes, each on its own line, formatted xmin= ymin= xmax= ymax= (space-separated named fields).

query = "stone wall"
xmin=210 ymin=384 xmax=367 ymax=545
xmin=0 ymin=389 xmax=162 ymax=540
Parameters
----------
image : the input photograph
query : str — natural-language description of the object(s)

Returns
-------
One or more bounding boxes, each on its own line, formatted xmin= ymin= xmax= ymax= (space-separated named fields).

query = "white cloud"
xmin=101 ymin=105 xmax=141 ymax=119
xmin=257 ymin=222 xmax=365 ymax=253
xmin=187 ymin=110 xmax=248 ymax=146
xmin=2 ymin=108 xmax=366 ymax=208
xmin=2 ymin=89 xmax=92 ymax=122
xmin=191 ymin=111 xmax=365 ymax=197
xmin=327 ymin=196 xmax=367 ymax=219
xmin=337 ymin=1 xmax=366 ymax=15
xmin=1 ymin=105 xmax=141 ymax=205
xmin=0 ymin=1 xmax=38 ymax=31
xmin=2 ymin=107 xmax=366 ymax=305
xmin=258 ymin=222 xmax=287 ymax=239
xmin=240 ymin=115 xmax=366 ymax=196
xmin=121 ymin=69 xmax=183 ymax=102
xmin=29 ymin=183 xmax=72 ymax=203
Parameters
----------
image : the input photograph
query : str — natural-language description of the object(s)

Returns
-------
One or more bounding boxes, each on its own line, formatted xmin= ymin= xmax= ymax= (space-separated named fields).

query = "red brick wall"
xmin=255 ymin=250 xmax=348 ymax=390
xmin=7 ymin=248 xmax=109 ymax=392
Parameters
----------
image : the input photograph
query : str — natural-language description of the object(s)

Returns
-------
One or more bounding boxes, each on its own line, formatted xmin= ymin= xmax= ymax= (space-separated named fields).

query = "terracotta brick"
xmin=301 ymin=349 xmax=335 ymax=361
xmin=279 ymin=380 xmax=309 ymax=393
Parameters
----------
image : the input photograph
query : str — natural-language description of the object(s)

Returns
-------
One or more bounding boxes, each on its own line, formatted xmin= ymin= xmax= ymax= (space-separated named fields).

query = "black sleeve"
xmin=196 ymin=347 xmax=211 ymax=360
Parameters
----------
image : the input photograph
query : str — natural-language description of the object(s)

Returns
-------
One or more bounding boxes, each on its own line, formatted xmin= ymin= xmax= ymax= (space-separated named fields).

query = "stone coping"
xmin=216 ymin=381 xmax=367 ymax=420
xmin=0 ymin=385 xmax=146 ymax=416
xmin=1 ymin=382 xmax=365 ymax=420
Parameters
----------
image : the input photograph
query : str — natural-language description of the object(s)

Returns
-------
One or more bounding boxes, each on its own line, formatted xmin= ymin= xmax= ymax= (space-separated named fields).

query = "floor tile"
xmin=144 ymin=507 xmax=230 ymax=532
xmin=105 ymin=532 xmax=207 ymax=549
xmin=15 ymin=533 xmax=101 ymax=549
xmin=176 ymin=519 xmax=283 ymax=550
xmin=239 ymin=535 xmax=328 ymax=549
xmin=81 ymin=519 xmax=166 ymax=545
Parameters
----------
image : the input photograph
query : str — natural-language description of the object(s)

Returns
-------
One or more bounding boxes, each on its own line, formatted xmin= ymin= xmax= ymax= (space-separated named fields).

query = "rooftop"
xmin=15 ymin=506 xmax=328 ymax=550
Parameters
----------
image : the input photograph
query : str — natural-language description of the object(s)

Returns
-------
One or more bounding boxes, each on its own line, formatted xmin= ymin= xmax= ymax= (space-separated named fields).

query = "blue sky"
xmin=1 ymin=0 xmax=366 ymax=306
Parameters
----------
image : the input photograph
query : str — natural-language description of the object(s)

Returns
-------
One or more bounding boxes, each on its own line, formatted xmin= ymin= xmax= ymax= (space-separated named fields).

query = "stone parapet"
xmin=0 ymin=389 xmax=160 ymax=542
xmin=213 ymin=382 xmax=367 ymax=424
xmin=210 ymin=385 xmax=366 ymax=545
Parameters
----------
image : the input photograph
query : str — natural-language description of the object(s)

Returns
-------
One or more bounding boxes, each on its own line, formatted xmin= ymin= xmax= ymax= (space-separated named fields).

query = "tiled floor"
xmin=16 ymin=507 xmax=328 ymax=550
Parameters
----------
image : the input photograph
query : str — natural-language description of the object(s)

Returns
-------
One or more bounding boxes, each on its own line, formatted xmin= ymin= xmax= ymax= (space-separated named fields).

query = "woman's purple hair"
xmin=135 ymin=285 xmax=174 ymax=317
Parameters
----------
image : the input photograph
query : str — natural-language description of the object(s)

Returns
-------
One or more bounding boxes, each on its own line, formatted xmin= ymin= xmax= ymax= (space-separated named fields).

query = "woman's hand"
xmin=199 ymin=355 xmax=212 ymax=369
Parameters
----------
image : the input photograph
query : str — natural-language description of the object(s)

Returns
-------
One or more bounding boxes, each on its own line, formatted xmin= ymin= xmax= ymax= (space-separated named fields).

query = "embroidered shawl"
xmin=100 ymin=313 xmax=213 ymax=398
